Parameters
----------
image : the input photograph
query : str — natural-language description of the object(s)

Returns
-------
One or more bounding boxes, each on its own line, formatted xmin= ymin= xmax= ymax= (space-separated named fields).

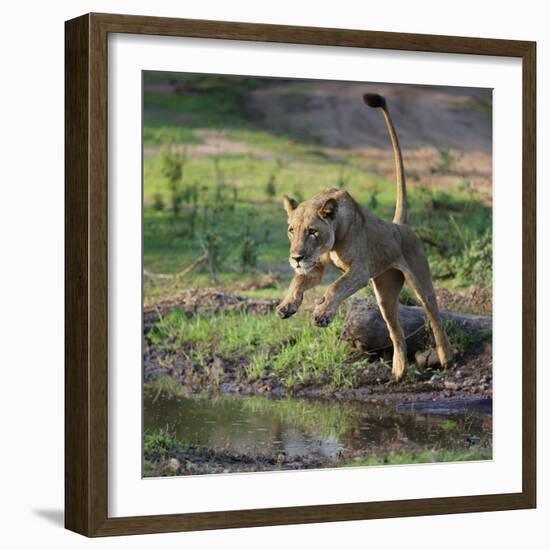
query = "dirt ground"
xmin=247 ymin=82 xmax=492 ymax=151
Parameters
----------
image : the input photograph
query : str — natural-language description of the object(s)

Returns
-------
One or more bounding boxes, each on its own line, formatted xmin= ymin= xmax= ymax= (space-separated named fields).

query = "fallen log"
xmin=342 ymin=297 xmax=492 ymax=366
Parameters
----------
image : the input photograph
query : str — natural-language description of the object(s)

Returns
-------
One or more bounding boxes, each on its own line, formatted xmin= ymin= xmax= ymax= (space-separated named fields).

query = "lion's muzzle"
xmin=289 ymin=256 xmax=315 ymax=275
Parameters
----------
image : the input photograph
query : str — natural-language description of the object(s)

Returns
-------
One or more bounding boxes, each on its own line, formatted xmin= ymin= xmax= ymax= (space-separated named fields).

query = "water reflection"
xmin=144 ymin=394 xmax=492 ymax=461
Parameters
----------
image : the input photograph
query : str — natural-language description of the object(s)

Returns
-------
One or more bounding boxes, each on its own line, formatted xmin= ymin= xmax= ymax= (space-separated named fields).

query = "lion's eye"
xmin=308 ymin=228 xmax=319 ymax=237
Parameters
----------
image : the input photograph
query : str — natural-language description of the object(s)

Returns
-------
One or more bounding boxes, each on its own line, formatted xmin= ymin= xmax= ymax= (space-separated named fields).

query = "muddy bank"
xmin=144 ymin=288 xmax=492 ymax=405
xmin=144 ymin=437 xmax=491 ymax=477
xmin=144 ymin=342 xmax=492 ymax=405
xmin=144 ymin=440 xmax=331 ymax=476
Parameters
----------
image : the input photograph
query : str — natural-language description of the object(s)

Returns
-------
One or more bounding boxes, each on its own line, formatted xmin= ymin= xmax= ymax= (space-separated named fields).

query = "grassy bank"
xmin=344 ymin=447 xmax=492 ymax=467
xmin=145 ymin=292 xmax=492 ymax=394
xmin=148 ymin=304 xmax=366 ymax=390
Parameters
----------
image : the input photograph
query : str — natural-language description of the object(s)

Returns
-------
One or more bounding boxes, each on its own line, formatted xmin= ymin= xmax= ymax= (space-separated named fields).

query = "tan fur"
xmin=276 ymin=95 xmax=454 ymax=381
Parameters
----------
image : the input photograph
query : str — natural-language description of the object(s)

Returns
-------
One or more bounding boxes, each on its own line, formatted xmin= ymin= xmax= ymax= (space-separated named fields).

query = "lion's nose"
xmin=292 ymin=255 xmax=305 ymax=263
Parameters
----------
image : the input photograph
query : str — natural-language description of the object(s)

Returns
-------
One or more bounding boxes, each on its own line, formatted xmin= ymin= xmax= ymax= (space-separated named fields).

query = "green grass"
xmin=143 ymin=428 xmax=196 ymax=477
xmin=345 ymin=447 xmax=492 ymax=467
xmin=148 ymin=305 xmax=363 ymax=389
xmin=445 ymin=320 xmax=493 ymax=352
xmin=143 ymin=149 xmax=395 ymax=206
xmin=143 ymin=73 xmax=274 ymax=132
xmin=144 ymin=428 xmax=184 ymax=461
xmin=143 ymin=125 xmax=201 ymax=146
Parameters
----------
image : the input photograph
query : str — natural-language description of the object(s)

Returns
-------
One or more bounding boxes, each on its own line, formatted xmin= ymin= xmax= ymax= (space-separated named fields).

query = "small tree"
xmin=181 ymin=181 xmax=200 ymax=236
xmin=264 ymin=174 xmax=277 ymax=200
xmin=152 ymin=192 xmax=165 ymax=211
xmin=160 ymin=144 xmax=187 ymax=218
xmin=369 ymin=185 xmax=380 ymax=211
xmin=265 ymin=157 xmax=288 ymax=201
xmin=200 ymin=232 xmax=222 ymax=282
xmin=240 ymin=225 xmax=258 ymax=272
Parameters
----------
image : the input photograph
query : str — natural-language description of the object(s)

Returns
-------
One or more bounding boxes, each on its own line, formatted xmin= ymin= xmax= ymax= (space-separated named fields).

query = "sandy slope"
xmin=246 ymin=81 xmax=492 ymax=151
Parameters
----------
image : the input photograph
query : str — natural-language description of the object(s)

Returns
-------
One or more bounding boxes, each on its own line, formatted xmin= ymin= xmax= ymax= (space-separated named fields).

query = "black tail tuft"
xmin=363 ymin=93 xmax=386 ymax=109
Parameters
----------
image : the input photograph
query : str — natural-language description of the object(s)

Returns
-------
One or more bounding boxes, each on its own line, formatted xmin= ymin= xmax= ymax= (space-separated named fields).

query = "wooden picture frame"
xmin=65 ymin=12 xmax=536 ymax=537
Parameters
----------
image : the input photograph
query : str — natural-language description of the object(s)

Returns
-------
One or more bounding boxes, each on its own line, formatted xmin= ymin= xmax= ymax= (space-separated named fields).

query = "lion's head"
xmin=283 ymin=194 xmax=337 ymax=275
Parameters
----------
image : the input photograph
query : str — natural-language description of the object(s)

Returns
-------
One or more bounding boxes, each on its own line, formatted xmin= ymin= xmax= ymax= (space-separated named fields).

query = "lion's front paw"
xmin=276 ymin=301 xmax=299 ymax=319
xmin=311 ymin=304 xmax=336 ymax=327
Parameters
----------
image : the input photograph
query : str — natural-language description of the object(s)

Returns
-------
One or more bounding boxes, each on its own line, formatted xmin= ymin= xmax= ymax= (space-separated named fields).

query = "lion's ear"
xmin=319 ymin=198 xmax=338 ymax=219
xmin=283 ymin=194 xmax=298 ymax=216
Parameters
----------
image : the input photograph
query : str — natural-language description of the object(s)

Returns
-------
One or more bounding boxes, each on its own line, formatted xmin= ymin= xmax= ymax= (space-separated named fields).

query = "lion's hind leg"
xmin=372 ymin=268 xmax=407 ymax=382
xmin=401 ymin=256 xmax=454 ymax=369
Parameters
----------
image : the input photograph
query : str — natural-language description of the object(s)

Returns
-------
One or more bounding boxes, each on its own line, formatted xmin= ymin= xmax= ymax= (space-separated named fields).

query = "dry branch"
xmin=144 ymin=252 xmax=208 ymax=280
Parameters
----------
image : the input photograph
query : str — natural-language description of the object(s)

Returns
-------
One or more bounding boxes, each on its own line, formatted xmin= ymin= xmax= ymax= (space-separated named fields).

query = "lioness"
xmin=276 ymin=93 xmax=454 ymax=381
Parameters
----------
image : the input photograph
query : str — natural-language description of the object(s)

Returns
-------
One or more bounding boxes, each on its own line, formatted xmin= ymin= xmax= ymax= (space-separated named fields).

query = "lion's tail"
xmin=363 ymin=93 xmax=408 ymax=225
